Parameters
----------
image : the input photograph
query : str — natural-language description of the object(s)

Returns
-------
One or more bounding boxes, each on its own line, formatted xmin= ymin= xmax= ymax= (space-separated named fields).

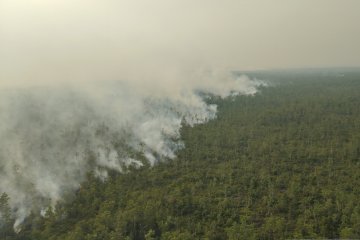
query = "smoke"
xmin=0 ymin=0 xmax=266 ymax=231
xmin=0 ymin=74 xmax=262 ymax=231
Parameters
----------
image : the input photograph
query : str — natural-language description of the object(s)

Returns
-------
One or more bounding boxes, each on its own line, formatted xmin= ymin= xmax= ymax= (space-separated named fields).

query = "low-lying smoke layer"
xmin=0 ymin=74 xmax=262 ymax=230
xmin=0 ymin=0 xmax=267 ymax=231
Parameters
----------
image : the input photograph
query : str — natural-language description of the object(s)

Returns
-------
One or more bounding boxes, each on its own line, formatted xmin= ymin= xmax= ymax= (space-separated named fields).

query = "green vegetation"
xmin=2 ymin=69 xmax=360 ymax=239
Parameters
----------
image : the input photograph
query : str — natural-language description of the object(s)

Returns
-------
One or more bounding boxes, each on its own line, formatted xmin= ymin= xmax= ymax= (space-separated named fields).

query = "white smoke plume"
xmin=0 ymin=75 xmax=262 ymax=230
xmin=0 ymin=0 xmax=266 ymax=231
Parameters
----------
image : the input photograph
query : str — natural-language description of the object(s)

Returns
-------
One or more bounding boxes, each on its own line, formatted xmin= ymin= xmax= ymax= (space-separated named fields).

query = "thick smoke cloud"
xmin=0 ymin=0 xmax=266 ymax=231
xmin=0 ymin=75 xmax=262 ymax=230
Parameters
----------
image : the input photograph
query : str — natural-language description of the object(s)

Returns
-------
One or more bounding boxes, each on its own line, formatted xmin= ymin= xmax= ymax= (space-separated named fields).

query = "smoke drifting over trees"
xmin=0 ymin=0 xmax=270 ymax=229
xmin=0 ymin=72 xmax=262 ymax=230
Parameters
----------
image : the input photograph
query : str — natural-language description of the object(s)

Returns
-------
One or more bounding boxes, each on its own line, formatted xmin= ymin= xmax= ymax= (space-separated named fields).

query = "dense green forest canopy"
xmin=1 ymin=69 xmax=360 ymax=239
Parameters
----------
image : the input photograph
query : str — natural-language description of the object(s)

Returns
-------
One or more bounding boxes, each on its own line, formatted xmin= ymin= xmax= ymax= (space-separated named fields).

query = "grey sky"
xmin=1 ymin=0 xmax=359 ymax=86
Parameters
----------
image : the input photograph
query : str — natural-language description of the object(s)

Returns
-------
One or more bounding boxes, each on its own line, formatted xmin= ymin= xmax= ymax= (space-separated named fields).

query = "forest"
xmin=1 ymin=69 xmax=360 ymax=239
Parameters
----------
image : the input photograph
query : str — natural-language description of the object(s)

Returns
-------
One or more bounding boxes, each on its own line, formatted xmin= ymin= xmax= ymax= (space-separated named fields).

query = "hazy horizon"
xmin=1 ymin=0 xmax=360 ymax=87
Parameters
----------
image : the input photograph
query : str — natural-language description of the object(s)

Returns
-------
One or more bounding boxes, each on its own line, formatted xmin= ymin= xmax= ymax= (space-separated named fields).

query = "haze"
xmin=1 ymin=0 xmax=359 ymax=87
